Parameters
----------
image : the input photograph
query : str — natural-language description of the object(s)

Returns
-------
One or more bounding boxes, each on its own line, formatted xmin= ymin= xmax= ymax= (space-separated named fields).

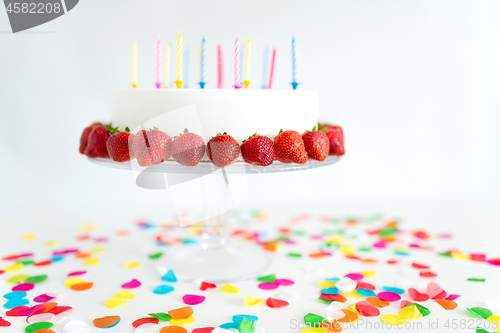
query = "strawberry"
xmin=240 ymin=134 xmax=274 ymax=166
xmin=131 ymin=128 xmax=172 ymax=167
xmin=207 ymin=132 xmax=240 ymax=167
xmin=171 ymin=129 xmax=206 ymax=166
xmin=106 ymin=127 xmax=135 ymax=162
xmin=323 ymin=125 xmax=345 ymax=156
xmin=302 ymin=127 xmax=329 ymax=161
xmin=273 ymin=129 xmax=308 ymax=164
xmin=79 ymin=122 xmax=102 ymax=154
xmin=85 ymin=124 xmax=117 ymax=158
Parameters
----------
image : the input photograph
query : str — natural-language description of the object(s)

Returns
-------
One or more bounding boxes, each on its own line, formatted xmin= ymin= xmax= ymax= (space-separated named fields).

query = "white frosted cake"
xmin=112 ymin=89 xmax=318 ymax=143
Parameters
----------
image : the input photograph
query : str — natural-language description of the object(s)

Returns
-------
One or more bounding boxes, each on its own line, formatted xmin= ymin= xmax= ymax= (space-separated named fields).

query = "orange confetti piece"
xmin=93 ymin=315 xmax=120 ymax=328
xmin=160 ymin=326 xmax=187 ymax=333
xmin=435 ymin=299 xmax=458 ymax=310
xmin=70 ymin=282 xmax=94 ymax=291
xmin=168 ymin=306 xmax=193 ymax=320
xmin=75 ymin=252 xmax=90 ymax=259
xmin=366 ymin=296 xmax=389 ymax=308
xmin=41 ymin=302 xmax=58 ymax=311
xmin=361 ymin=258 xmax=377 ymax=263
xmin=337 ymin=309 xmax=359 ymax=323
xmin=309 ymin=252 xmax=328 ymax=258
xmin=32 ymin=330 xmax=55 ymax=333
xmin=262 ymin=241 xmax=278 ymax=252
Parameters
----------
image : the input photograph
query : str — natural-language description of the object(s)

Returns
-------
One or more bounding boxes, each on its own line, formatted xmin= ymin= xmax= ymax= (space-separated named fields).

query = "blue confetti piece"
xmin=3 ymin=291 xmax=27 ymax=300
xmin=51 ymin=256 xmax=64 ymax=262
xmin=161 ymin=270 xmax=177 ymax=282
xmin=394 ymin=251 xmax=410 ymax=256
xmin=4 ymin=298 xmax=29 ymax=309
xmin=382 ymin=286 xmax=405 ymax=294
xmin=153 ymin=285 xmax=174 ymax=295
xmin=356 ymin=289 xmax=377 ymax=297
xmin=326 ymin=277 xmax=340 ymax=281
xmin=233 ymin=314 xmax=259 ymax=325
xmin=219 ymin=322 xmax=239 ymax=329
xmin=320 ymin=288 xmax=340 ymax=295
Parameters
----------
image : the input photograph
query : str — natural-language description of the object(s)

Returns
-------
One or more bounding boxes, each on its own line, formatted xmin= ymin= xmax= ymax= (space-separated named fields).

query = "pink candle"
xmin=267 ymin=48 xmax=276 ymax=89
xmin=217 ymin=44 xmax=224 ymax=89
xmin=155 ymin=35 xmax=162 ymax=88
xmin=233 ymin=35 xmax=242 ymax=89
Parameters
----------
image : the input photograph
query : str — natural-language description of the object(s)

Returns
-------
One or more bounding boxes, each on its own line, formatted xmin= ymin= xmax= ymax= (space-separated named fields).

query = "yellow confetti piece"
xmin=113 ymin=291 xmax=135 ymax=299
xmin=394 ymin=246 xmax=410 ymax=253
xmin=170 ymin=316 xmax=196 ymax=326
xmin=325 ymin=236 xmax=344 ymax=245
xmin=450 ymin=251 xmax=470 ymax=260
xmin=244 ymin=294 xmax=265 ymax=306
xmin=488 ymin=315 xmax=500 ymax=323
xmin=4 ymin=263 xmax=24 ymax=272
xmin=78 ymin=223 xmax=97 ymax=231
xmin=360 ymin=270 xmax=377 ymax=278
xmin=319 ymin=280 xmax=337 ymax=289
xmin=104 ymin=298 xmax=128 ymax=309
xmin=398 ymin=304 xmax=423 ymax=320
xmin=90 ymin=247 xmax=106 ymax=253
xmin=300 ymin=328 xmax=327 ymax=333
xmin=123 ymin=261 xmax=141 ymax=269
xmin=22 ymin=233 xmax=35 ymax=241
xmin=83 ymin=257 xmax=99 ymax=266
xmin=348 ymin=303 xmax=360 ymax=314
xmin=220 ymin=284 xmax=241 ymax=294
xmin=343 ymin=291 xmax=365 ymax=298
xmin=45 ymin=240 xmax=59 ymax=247
xmin=7 ymin=274 xmax=29 ymax=284
xmin=64 ymin=277 xmax=86 ymax=288
xmin=381 ymin=314 xmax=407 ymax=326
xmin=340 ymin=244 xmax=356 ymax=256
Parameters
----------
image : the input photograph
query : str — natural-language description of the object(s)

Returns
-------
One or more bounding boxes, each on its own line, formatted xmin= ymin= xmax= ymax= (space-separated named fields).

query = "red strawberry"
xmin=207 ymin=132 xmax=239 ymax=167
xmin=323 ymin=125 xmax=345 ymax=156
xmin=171 ymin=129 xmax=205 ymax=166
xmin=132 ymin=128 xmax=172 ymax=167
xmin=85 ymin=125 xmax=117 ymax=158
xmin=273 ymin=130 xmax=308 ymax=164
xmin=106 ymin=127 xmax=135 ymax=162
xmin=79 ymin=122 xmax=102 ymax=154
xmin=302 ymin=127 xmax=329 ymax=161
xmin=240 ymin=134 xmax=274 ymax=166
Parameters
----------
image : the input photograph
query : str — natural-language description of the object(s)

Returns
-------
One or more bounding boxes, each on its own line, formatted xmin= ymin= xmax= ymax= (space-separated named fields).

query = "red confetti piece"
xmin=266 ymin=298 xmax=289 ymax=308
xmin=413 ymin=230 xmax=431 ymax=239
xmin=320 ymin=293 xmax=344 ymax=302
xmin=387 ymin=259 xmax=400 ymax=265
xmin=431 ymin=291 xmax=447 ymax=300
xmin=6 ymin=306 xmax=29 ymax=317
xmin=345 ymin=255 xmax=361 ymax=260
xmin=2 ymin=254 xmax=21 ymax=261
xmin=408 ymin=288 xmax=429 ymax=302
xmin=470 ymin=254 xmax=486 ymax=262
xmin=48 ymin=306 xmax=73 ymax=316
xmin=400 ymin=300 xmax=412 ymax=309
xmin=19 ymin=305 xmax=45 ymax=316
xmin=355 ymin=301 xmax=380 ymax=317
xmin=0 ymin=317 xmax=11 ymax=327
xmin=419 ymin=271 xmax=437 ymax=278
xmin=192 ymin=328 xmax=215 ymax=333
xmin=200 ymin=282 xmax=216 ymax=291
xmin=427 ymin=282 xmax=443 ymax=299
xmin=356 ymin=282 xmax=376 ymax=290
xmin=411 ymin=262 xmax=430 ymax=269
xmin=33 ymin=260 xmax=52 ymax=267
xmin=132 ymin=317 xmax=159 ymax=328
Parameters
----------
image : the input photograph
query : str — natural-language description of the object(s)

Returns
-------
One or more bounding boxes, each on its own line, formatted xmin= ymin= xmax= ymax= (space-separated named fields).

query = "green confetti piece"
xmin=293 ymin=230 xmax=306 ymax=236
xmin=413 ymin=303 xmax=431 ymax=317
xmin=26 ymin=274 xmax=48 ymax=284
xmin=287 ymin=253 xmax=302 ymax=258
xmin=357 ymin=247 xmax=371 ymax=252
xmin=237 ymin=317 xmax=255 ymax=333
xmin=257 ymin=274 xmax=276 ymax=282
xmin=476 ymin=328 xmax=489 ymax=333
xmin=438 ymin=252 xmax=452 ymax=257
xmin=148 ymin=252 xmax=163 ymax=259
xmin=25 ymin=322 xmax=53 ymax=333
xmin=467 ymin=278 xmax=485 ymax=282
xmin=379 ymin=228 xmax=397 ymax=237
xmin=148 ymin=312 xmax=172 ymax=321
xmin=468 ymin=307 xmax=493 ymax=319
xmin=304 ymin=313 xmax=326 ymax=326
xmin=318 ymin=297 xmax=332 ymax=304
xmin=16 ymin=260 xmax=34 ymax=266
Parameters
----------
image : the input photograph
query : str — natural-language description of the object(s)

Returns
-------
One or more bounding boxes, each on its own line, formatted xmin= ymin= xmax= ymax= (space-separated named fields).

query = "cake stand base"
xmin=157 ymin=239 xmax=272 ymax=283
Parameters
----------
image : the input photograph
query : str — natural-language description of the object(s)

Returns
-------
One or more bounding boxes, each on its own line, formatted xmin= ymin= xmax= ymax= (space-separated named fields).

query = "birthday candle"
xmin=267 ymin=48 xmax=276 ymax=89
xmin=217 ymin=44 xmax=224 ymax=89
xmin=163 ymin=43 xmax=171 ymax=88
xmin=233 ymin=35 xmax=241 ymax=89
xmin=199 ymin=36 xmax=206 ymax=88
xmin=291 ymin=37 xmax=299 ymax=89
xmin=174 ymin=31 xmax=183 ymax=89
xmin=243 ymin=35 xmax=251 ymax=89
xmin=155 ymin=36 xmax=162 ymax=88
xmin=132 ymin=41 xmax=138 ymax=88
xmin=261 ymin=46 xmax=269 ymax=89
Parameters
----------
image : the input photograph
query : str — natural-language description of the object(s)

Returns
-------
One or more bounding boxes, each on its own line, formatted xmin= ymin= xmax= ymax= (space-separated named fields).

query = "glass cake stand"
xmin=89 ymin=156 xmax=341 ymax=283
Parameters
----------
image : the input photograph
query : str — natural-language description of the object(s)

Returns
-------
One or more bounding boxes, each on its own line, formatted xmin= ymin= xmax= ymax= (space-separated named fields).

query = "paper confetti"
xmin=467 ymin=307 xmax=493 ymax=319
xmin=7 ymin=274 xmax=29 ymax=284
xmin=377 ymin=291 xmax=401 ymax=302
xmin=170 ymin=316 xmax=196 ymax=326
xmin=25 ymin=321 xmax=54 ymax=333
xmin=83 ymin=257 xmax=99 ymax=266
xmin=168 ymin=306 xmax=193 ymax=320
xmin=380 ymin=314 xmax=407 ymax=326
xmin=266 ymin=297 xmax=289 ymax=308
xmin=148 ymin=312 xmax=172 ymax=321
xmin=257 ymin=274 xmax=276 ymax=282
xmin=435 ymin=299 xmax=458 ymax=310
xmin=153 ymin=285 xmax=174 ymax=295
xmin=161 ymin=270 xmax=177 ymax=282
xmin=132 ymin=317 xmax=159 ymax=328
xmin=93 ymin=315 xmax=121 ymax=328
xmin=398 ymin=304 xmax=422 ymax=320
xmin=200 ymin=282 xmax=217 ymax=290
xmin=123 ymin=261 xmax=142 ymax=269
xmin=220 ymin=284 xmax=241 ymax=294
xmin=122 ymin=279 xmax=141 ymax=289
xmin=104 ymin=298 xmax=128 ymax=309
xmin=113 ymin=291 xmax=135 ymax=299
xmin=160 ymin=326 xmax=187 ymax=333
xmin=244 ymin=294 xmax=265 ymax=306
xmin=182 ymin=294 xmax=205 ymax=305
xmin=237 ymin=317 xmax=255 ymax=333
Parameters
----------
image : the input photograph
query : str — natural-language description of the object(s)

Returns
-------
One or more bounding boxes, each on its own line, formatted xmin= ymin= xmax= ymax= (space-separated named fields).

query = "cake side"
xmin=112 ymin=89 xmax=318 ymax=143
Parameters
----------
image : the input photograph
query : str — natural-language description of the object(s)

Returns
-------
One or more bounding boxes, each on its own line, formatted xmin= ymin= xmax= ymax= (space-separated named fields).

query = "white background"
xmin=1 ymin=0 xmax=500 ymax=215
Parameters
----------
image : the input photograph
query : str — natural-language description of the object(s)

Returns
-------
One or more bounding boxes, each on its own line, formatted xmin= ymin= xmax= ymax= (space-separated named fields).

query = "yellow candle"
xmin=174 ymin=31 xmax=183 ymax=89
xmin=132 ymin=41 xmax=138 ymax=88
xmin=243 ymin=35 xmax=251 ymax=88
xmin=163 ymin=43 xmax=171 ymax=88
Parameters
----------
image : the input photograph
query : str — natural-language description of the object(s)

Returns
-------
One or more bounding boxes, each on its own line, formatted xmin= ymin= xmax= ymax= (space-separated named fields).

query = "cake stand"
xmin=89 ymin=156 xmax=340 ymax=283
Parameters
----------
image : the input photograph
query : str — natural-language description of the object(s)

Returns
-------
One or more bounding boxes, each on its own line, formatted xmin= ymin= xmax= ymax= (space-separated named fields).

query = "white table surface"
xmin=1 ymin=199 xmax=500 ymax=333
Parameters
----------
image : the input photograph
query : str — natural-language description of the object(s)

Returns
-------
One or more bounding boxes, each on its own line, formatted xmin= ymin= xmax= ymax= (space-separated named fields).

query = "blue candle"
xmin=291 ymin=37 xmax=299 ymax=89
xmin=199 ymin=36 xmax=206 ymax=88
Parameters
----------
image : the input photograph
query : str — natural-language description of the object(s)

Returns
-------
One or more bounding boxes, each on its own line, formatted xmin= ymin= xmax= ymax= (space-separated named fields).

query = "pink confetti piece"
xmin=426 ymin=282 xmax=442 ymax=299
xmin=68 ymin=271 xmax=87 ymax=277
xmin=26 ymin=312 xmax=55 ymax=324
xmin=355 ymin=301 xmax=380 ymax=317
xmin=275 ymin=279 xmax=294 ymax=286
xmin=445 ymin=294 xmax=461 ymax=301
xmin=258 ymin=282 xmax=279 ymax=290
xmin=33 ymin=294 xmax=56 ymax=303
xmin=356 ymin=282 xmax=376 ymax=290
xmin=400 ymin=300 xmax=412 ymax=309
xmin=53 ymin=249 xmax=78 ymax=256
xmin=377 ymin=291 xmax=401 ymax=302
xmin=122 ymin=279 xmax=141 ymax=289
xmin=408 ymin=288 xmax=429 ymax=302
xmin=487 ymin=258 xmax=500 ymax=266
xmin=345 ymin=273 xmax=364 ymax=281
xmin=19 ymin=304 xmax=45 ymax=316
xmin=182 ymin=294 xmax=206 ymax=305
xmin=373 ymin=241 xmax=386 ymax=248
xmin=95 ymin=237 xmax=108 ymax=243
xmin=12 ymin=283 xmax=35 ymax=292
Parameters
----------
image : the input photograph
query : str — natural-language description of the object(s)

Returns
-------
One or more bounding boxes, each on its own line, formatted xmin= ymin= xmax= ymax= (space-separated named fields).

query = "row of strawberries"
xmin=79 ymin=122 xmax=344 ymax=167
